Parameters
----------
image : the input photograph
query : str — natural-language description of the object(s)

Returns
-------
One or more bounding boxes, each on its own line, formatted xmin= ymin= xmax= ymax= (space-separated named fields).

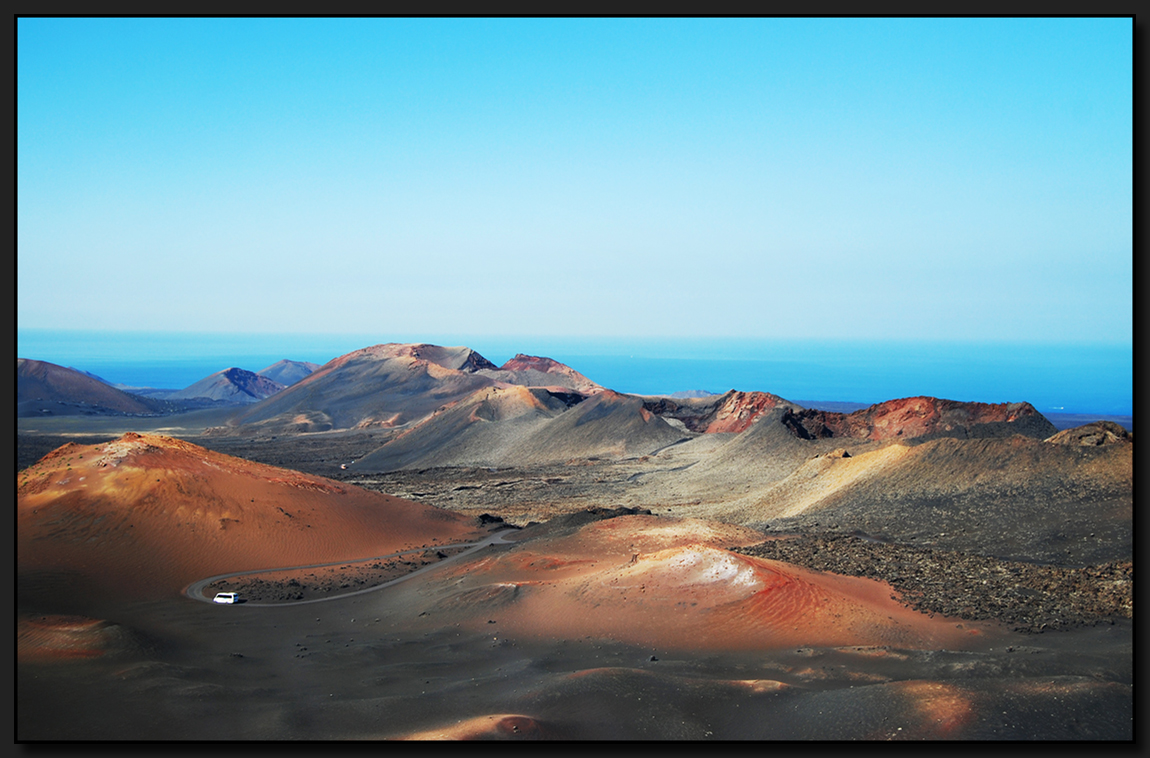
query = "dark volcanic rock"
xmin=737 ymin=535 xmax=1132 ymax=633
xmin=1045 ymin=421 xmax=1132 ymax=446
xmin=644 ymin=390 xmax=798 ymax=433
xmin=781 ymin=396 xmax=1057 ymax=442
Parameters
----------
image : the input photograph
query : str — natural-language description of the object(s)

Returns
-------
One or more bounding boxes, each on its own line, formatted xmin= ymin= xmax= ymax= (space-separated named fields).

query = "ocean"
xmin=17 ymin=330 xmax=1133 ymax=416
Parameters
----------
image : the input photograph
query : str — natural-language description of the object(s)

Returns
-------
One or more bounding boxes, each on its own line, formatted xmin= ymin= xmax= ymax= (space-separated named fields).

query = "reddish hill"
xmin=17 ymin=433 xmax=484 ymax=598
xmin=645 ymin=390 xmax=798 ymax=434
xmin=480 ymin=354 xmax=603 ymax=394
xmin=17 ymin=359 xmax=169 ymax=417
xmin=781 ymin=396 xmax=1057 ymax=442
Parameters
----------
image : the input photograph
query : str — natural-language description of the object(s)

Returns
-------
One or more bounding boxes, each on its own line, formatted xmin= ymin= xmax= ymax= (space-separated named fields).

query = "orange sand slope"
xmin=412 ymin=514 xmax=988 ymax=651
xmin=17 ymin=433 xmax=485 ymax=597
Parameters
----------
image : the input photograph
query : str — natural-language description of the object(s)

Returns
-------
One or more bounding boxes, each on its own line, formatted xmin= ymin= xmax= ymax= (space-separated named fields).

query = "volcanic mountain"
xmin=257 ymin=359 xmax=320 ymax=387
xmin=17 ymin=359 xmax=171 ymax=417
xmin=634 ymin=405 xmax=1131 ymax=565
xmin=350 ymin=388 xmax=686 ymax=473
xmin=644 ymin=390 xmax=800 ymax=433
xmin=223 ymin=343 xmax=602 ymax=435
xmin=780 ymin=396 xmax=1058 ymax=442
xmin=349 ymin=384 xmax=581 ymax=472
xmin=478 ymin=354 xmax=603 ymax=394
xmin=167 ymin=367 xmax=285 ymax=405
xmin=224 ymin=344 xmax=499 ymax=433
xmin=17 ymin=433 xmax=485 ymax=599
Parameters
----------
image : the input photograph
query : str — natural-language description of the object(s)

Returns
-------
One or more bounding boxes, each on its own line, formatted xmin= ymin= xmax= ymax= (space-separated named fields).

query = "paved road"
xmin=184 ymin=528 xmax=520 ymax=607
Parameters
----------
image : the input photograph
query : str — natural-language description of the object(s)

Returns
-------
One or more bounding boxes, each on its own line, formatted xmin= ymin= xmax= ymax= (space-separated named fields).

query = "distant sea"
xmin=17 ymin=330 xmax=1133 ymax=417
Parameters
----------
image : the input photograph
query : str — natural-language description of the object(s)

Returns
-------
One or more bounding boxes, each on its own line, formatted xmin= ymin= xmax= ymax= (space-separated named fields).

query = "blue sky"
xmin=17 ymin=17 xmax=1133 ymax=344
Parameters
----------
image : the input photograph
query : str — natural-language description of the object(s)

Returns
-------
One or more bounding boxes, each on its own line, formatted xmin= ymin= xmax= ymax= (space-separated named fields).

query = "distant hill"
xmin=669 ymin=389 xmax=717 ymax=399
xmin=349 ymin=384 xmax=579 ymax=472
xmin=17 ymin=359 xmax=173 ymax=417
xmin=1045 ymin=420 xmax=1132 ymax=446
xmin=644 ymin=390 xmax=799 ymax=433
xmin=477 ymin=354 xmax=603 ymax=394
xmin=791 ymin=400 xmax=871 ymax=414
xmin=1045 ymin=412 xmax=1133 ymax=433
xmin=167 ymin=367 xmax=285 ymax=405
xmin=780 ymin=396 xmax=1057 ymax=442
xmin=223 ymin=343 xmax=604 ymax=435
xmin=67 ymin=367 xmax=113 ymax=385
xmin=257 ymin=359 xmax=320 ymax=387
xmin=224 ymin=344 xmax=499 ymax=433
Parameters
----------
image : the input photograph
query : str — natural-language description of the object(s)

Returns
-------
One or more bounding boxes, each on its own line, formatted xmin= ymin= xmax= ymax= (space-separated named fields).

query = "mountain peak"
xmin=168 ymin=367 xmax=285 ymax=404
xmin=486 ymin=354 xmax=602 ymax=393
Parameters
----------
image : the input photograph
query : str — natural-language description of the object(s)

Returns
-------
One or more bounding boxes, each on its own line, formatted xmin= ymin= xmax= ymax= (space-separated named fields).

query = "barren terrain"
xmin=15 ymin=344 xmax=1133 ymax=741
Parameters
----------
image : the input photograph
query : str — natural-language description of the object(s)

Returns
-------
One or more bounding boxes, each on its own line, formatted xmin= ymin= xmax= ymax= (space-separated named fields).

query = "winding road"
xmin=184 ymin=528 xmax=520 ymax=607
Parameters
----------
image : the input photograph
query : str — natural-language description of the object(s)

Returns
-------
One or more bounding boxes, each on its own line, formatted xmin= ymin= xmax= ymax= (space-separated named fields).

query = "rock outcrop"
xmin=644 ymin=390 xmax=798 ymax=433
xmin=478 ymin=354 xmax=603 ymax=394
xmin=1045 ymin=420 xmax=1132 ymax=446
xmin=780 ymin=396 xmax=1057 ymax=442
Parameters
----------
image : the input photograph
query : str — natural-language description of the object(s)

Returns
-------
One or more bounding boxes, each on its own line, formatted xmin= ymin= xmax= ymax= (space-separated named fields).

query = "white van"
xmin=213 ymin=592 xmax=239 ymax=604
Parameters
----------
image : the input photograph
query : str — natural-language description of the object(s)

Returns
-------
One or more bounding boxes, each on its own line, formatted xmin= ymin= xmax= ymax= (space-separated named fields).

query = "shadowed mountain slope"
xmin=502 ymin=390 xmax=688 ymax=466
xmin=167 ymin=367 xmax=285 ymax=404
xmin=17 ymin=359 xmax=172 ymax=417
xmin=351 ymin=385 xmax=581 ymax=472
xmin=351 ymin=388 xmax=686 ymax=472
